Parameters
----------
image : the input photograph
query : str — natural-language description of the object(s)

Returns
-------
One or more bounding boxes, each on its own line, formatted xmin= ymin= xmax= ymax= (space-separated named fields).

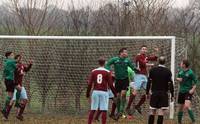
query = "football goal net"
xmin=0 ymin=36 xmax=198 ymax=121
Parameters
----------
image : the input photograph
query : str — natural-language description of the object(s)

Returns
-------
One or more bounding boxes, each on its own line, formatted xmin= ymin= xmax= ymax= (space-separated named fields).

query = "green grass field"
xmin=0 ymin=113 xmax=195 ymax=124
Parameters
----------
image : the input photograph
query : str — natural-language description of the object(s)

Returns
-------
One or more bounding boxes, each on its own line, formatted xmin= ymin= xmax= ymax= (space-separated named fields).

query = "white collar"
xmin=158 ymin=64 xmax=165 ymax=67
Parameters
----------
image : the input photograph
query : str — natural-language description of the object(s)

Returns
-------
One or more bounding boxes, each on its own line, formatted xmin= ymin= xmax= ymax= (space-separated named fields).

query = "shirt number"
xmin=97 ymin=74 xmax=103 ymax=84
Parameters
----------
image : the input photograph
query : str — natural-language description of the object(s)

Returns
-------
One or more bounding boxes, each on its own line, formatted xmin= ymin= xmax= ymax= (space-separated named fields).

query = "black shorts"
xmin=178 ymin=92 xmax=193 ymax=104
xmin=4 ymin=79 xmax=15 ymax=92
xmin=150 ymin=92 xmax=169 ymax=109
xmin=115 ymin=78 xmax=129 ymax=93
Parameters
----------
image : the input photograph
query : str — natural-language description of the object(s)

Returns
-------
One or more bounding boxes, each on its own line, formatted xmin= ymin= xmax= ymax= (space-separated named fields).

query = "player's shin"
xmin=157 ymin=115 xmax=164 ymax=124
xmin=17 ymin=100 xmax=27 ymax=117
xmin=178 ymin=111 xmax=183 ymax=123
xmin=110 ymin=102 xmax=116 ymax=116
xmin=88 ymin=110 xmax=95 ymax=124
xmin=148 ymin=115 xmax=155 ymax=124
xmin=188 ymin=109 xmax=195 ymax=122
xmin=94 ymin=109 xmax=101 ymax=121
xmin=2 ymin=96 xmax=12 ymax=113
xmin=126 ymin=94 xmax=135 ymax=110
xmin=120 ymin=96 xmax=126 ymax=113
xmin=136 ymin=94 xmax=146 ymax=108
xmin=15 ymin=90 xmax=21 ymax=107
xmin=101 ymin=111 xmax=107 ymax=124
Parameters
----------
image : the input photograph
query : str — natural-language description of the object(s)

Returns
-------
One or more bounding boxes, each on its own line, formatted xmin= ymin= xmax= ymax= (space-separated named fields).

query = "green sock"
xmin=2 ymin=96 xmax=11 ymax=112
xmin=178 ymin=111 xmax=183 ymax=123
xmin=188 ymin=109 xmax=195 ymax=122
xmin=120 ymin=97 xmax=126 ymax=113
xmin=15 ymin=90 xmax=21 ymax=107
xmin=116 ymin=98 xmax=121 ymax=113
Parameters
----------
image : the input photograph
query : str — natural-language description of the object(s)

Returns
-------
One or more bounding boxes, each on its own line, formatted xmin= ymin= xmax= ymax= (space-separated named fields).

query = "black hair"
xmin=119 ymin=48 xmax=127 ymax=55
xmin=98 ymin=57 xmax=105 ymax=66
xmin=182 ymin=59 xmax=190 ymax=68
xmin=141 ymin=45 xmax=147 ymax=48
xmin=5 ymin=51 xmax=13 ymax=58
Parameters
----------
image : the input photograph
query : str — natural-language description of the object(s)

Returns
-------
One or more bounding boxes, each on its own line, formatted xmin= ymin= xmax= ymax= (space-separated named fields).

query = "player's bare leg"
xmin=16 ymin=99 xmax=28 ymax=121
xmin=126 ymin=89 xmax=136 ymax=115
xmin=184 ymin=100 xmax=195 ymax=124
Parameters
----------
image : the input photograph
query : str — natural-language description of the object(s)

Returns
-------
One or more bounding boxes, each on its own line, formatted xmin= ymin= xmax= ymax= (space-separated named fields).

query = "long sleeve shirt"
xmin=105 ymin=57 xmax=136 ymax=80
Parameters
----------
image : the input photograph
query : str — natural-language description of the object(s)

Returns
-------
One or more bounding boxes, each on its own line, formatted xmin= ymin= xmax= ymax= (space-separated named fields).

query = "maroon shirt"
xmin=14 ymin=63 xmax=32 ymax=86
xmin=135 ymin=54 xmax=157 ymax=75
xmin=86 ymin=67 xmax=116 ymax=97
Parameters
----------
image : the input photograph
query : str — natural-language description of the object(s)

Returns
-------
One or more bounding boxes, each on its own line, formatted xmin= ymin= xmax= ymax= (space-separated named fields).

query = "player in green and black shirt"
xmin=176 ymin=59 xmax=198 ymax=124
xmin=105 ymin=48 xmax=136 ymax=119
xmin=1 ymin=51 xmax=16 ymax=120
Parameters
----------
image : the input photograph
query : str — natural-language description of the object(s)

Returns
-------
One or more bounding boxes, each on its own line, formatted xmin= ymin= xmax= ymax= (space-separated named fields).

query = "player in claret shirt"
xmin=126 ymin=45 xmax=158 ymax=114
xmin=94 ymin=71 xmax=117 ymax=121
xmin=11 ymin=54 xmax=32 ymax=121
xmin=86 ymin=57 xmax=117 ymax=124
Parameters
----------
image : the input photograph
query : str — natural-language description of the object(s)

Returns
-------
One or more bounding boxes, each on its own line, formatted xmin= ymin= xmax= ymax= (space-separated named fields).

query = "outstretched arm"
xmin=147 ymin=47 xmax=159 ymax=61
xmin=24 ymin=60 xmax=33 ymax=72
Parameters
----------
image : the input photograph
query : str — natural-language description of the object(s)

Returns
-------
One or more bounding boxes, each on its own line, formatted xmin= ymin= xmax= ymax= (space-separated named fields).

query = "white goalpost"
xmin=0 ymin=35 xmax=179 ymax=118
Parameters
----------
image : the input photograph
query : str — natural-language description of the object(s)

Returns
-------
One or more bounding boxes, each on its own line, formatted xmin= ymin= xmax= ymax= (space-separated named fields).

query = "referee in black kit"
xmin=146 ymin=56 xmax=174 ymax=124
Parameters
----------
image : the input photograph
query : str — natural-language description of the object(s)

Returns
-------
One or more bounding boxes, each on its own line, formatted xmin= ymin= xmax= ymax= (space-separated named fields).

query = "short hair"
xmin=182 ymin=59 xmax=190 ymax=68
xmin=14 ymin=54 xmax=21 ymax=60
xmin=141 ymin=45 xmax=147 ymax=48
xmin=5 ymin=51 xmax=13 ymax=58
xmin=119 ymin=48 xmax=127 ymax=55
xmin=98 ymin=57 xmax=106 ymax=66
xmin=159 ymin=56 xmax=166 ymax=65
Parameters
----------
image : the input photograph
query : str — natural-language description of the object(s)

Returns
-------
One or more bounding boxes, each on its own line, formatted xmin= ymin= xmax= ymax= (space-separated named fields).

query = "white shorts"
xmin=12 ymin=87 xmax=28 ymax=100
xmin=91 ymin=90 xmax=109 ymax=111
xmin=132 ymin=74 xmax=148 ymax=90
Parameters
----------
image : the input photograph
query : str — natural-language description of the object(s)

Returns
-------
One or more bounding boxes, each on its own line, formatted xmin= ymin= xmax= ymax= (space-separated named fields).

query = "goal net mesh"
xmin=0 ymin=37 xmax=199 ymax=121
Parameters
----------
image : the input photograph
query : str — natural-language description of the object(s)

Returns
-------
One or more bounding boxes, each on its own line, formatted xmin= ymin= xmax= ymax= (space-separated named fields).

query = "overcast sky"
xmin=0 ymin=0 xmax=189 ymax=9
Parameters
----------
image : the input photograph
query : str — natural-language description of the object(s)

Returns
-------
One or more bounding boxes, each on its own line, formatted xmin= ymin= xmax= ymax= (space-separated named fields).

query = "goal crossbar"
xmin=0 ymin=35 xmax=175 ymax=40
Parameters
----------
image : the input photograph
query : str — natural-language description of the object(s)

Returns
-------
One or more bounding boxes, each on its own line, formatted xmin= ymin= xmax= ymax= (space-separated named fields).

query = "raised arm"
xmin=147 ymin=48 xmax=159 ymax=61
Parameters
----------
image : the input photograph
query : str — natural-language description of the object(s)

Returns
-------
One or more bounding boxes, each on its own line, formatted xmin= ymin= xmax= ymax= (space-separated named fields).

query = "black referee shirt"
xmin=146 ymin=65 xmax=174 ymax=97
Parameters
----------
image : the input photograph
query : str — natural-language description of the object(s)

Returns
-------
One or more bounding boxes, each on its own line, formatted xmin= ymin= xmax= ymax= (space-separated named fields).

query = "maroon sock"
xmin=18 ymin=103 xmax=26 ymax=116
xmin=126 ymin=94 xmax=135 ymax=110
xmin=6 ymin=105 xmax=13 ymax=117
xmin=94 ymin=109 xmax=101 ymax=120
xmin=110 ymin=102 xmax=116 ymax=116
xmin=101 ymin=111 xmax=107 ymax=124
xmin=136 ymin=95 xmax=146 ymax=108
xmin=88 ymin=110 xmax=95 ymax=124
